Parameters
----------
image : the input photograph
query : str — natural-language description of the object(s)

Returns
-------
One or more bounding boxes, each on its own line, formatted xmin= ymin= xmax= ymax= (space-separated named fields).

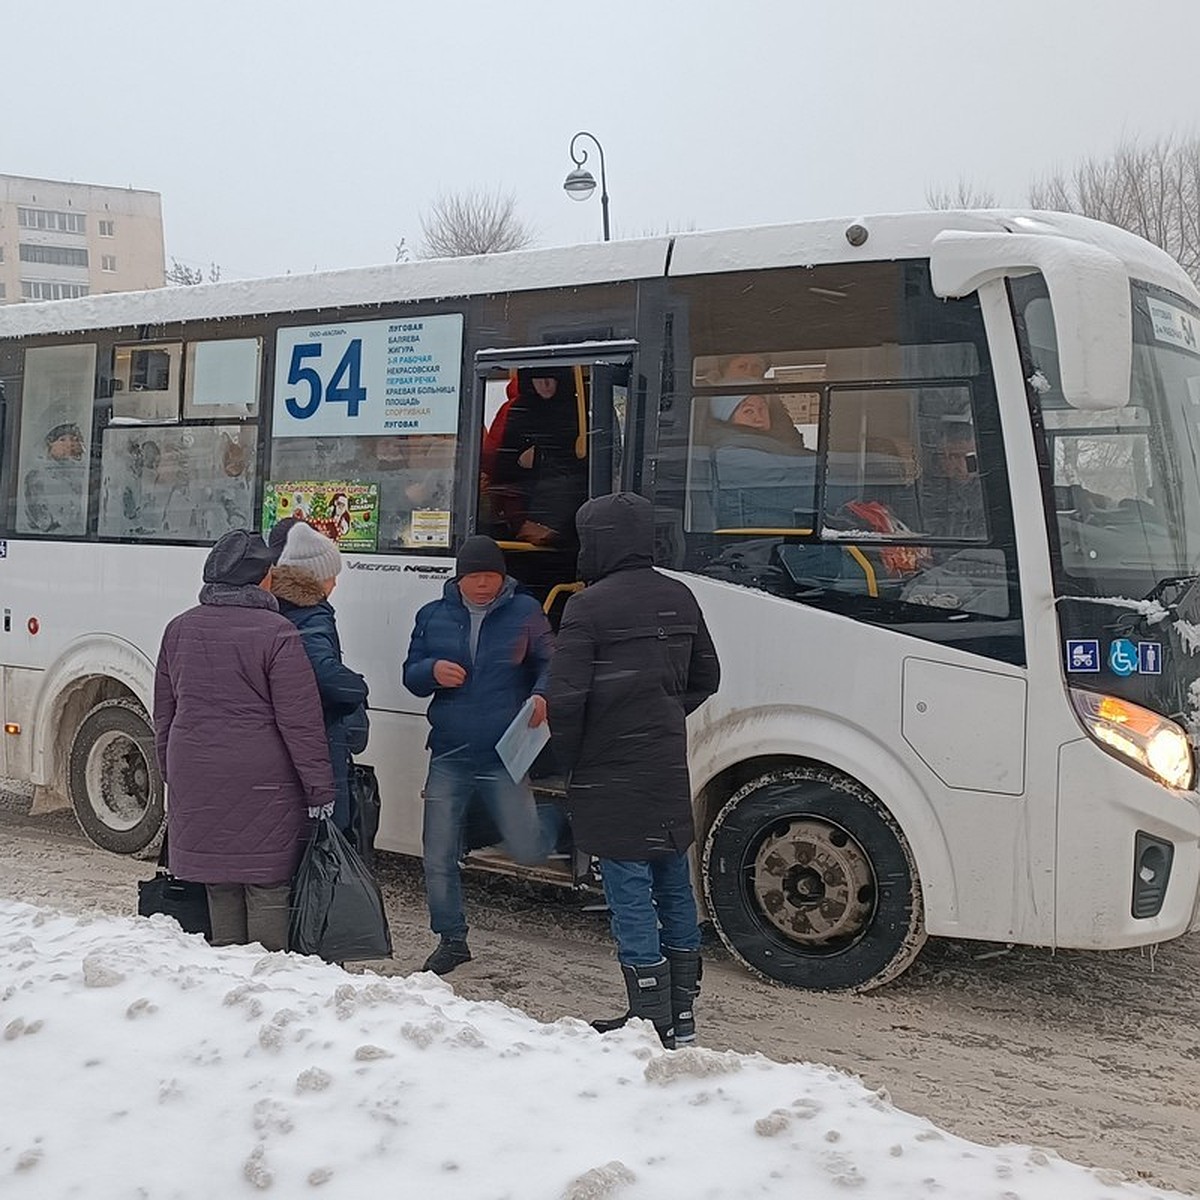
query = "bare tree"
xmin=1029 ymin=135 xmax=1200 ymax=281
xmin=164 ymin=257 xmax=221 ymax=286
xmin=925 ymin=178 xmax=997 ymax=210
xmin=165 ymin=257 xmax=203 ymax=286
xmin=417 ymin=189 xmax=535 ymax=259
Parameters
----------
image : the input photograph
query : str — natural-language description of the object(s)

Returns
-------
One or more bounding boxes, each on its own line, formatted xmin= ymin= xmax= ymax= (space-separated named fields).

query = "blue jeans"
xmin=599 ymin=852 xmax=702 ymax=966
xmin=422 ymin=752 xmax=544 ymax=941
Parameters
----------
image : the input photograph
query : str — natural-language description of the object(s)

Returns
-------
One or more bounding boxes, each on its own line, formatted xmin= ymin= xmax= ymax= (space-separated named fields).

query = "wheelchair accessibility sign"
xmin=1066 ymin=638 xmax=1163 ymax=676
xmin=1109 ymin=639 xmax=1139 ymax=676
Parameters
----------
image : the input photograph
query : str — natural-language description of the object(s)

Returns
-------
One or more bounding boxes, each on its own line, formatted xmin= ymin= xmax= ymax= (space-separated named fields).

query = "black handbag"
xmin=348 ymin=761 xmax=381 ymax=872
xmin=137 ymin=830 xmax=212 ymax=941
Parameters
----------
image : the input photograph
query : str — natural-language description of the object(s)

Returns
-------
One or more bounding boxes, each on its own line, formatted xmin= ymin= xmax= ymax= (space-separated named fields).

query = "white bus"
xmin=2 ymin=209 xmax=1199 ymax=991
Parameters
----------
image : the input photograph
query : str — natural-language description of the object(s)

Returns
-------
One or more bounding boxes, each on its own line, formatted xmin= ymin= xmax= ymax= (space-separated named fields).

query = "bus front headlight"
xmin=1070 ymin=689 xmax=1194 ymax=791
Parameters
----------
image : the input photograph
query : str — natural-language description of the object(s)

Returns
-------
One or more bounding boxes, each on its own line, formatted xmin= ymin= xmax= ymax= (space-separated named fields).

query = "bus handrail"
xmin=543 ymin=581 xmax=586 ymax=614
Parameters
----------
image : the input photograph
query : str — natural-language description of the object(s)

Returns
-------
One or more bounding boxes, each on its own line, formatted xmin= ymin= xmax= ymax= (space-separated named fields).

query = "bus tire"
xmin=702 ymin=765 xmax=925 ymax=992
xmin=67 ymin=699 xmax=164 ymax=855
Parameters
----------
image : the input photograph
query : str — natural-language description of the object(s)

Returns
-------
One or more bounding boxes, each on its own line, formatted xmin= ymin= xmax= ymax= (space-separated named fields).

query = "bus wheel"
xmin=68 ymin=699 xmax=164 ymax=855
xmin=702 ymin=766 xmax=925 ymax=991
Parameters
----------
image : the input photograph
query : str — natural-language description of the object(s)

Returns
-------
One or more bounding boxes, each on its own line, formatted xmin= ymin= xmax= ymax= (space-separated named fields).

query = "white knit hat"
xmin=277 ymin=521 xmax=343 ymax=579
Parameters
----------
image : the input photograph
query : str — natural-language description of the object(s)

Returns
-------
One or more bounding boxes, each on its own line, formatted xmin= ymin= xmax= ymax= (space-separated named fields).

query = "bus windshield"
xmin=1015 ymin=276 xmax=1200 ymax=598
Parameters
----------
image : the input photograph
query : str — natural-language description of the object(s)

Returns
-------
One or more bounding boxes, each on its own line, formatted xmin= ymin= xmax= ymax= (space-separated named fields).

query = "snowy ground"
xmin=3 ymin=795 xmax=1199 ymax=1197
xmin=1 ymin=896 xmax=1192 ymax=1200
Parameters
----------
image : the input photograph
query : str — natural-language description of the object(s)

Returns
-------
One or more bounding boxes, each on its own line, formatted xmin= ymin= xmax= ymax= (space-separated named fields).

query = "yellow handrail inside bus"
xmin=543 ymin=581 xmax=585 ymax=613
xmin=710 ymin=529 xmax=879 ymax=598
xmin=495 ymin=540 xmax=554 ymax=552
xmin=842 ymin=546 xmax=878 ymax=597
xmin=573 ymin=364 xmax=587 ymax=460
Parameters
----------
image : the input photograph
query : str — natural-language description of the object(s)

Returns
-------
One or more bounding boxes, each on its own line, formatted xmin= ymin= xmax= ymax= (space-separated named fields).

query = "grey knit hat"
xmin=277 ymin=521 xmax=343 ymax=580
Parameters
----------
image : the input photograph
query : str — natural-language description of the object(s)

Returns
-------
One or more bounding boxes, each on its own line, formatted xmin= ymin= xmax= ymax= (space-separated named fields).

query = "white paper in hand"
xmin=495 ymin=696 xmax=551 ymax=783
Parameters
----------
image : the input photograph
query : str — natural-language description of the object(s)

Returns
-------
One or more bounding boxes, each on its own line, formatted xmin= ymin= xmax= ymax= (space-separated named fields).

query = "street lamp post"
xmin=563 ymin=131 xmax=610 ymax=242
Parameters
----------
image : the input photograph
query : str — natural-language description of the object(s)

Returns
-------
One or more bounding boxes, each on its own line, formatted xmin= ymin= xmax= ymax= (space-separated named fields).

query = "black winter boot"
xmin=590 ymin=1010 xmax=630 ymax=1034
xmin=422 ymin=938 xmax=472 ymax=976
xmin=665 ymin=948 xmax=702 ymax=1046
xmin=591 ymin=960 xmax=674 ymax=1047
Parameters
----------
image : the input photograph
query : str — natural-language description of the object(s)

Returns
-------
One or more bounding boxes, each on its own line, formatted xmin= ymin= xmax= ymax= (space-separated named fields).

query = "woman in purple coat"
xmin=153 ymin=530 xmax=335 ymax=950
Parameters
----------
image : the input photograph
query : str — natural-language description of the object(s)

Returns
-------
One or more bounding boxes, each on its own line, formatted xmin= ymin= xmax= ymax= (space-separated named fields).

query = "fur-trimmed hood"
xmin=269 ymin=565 xmax=328 ymax=607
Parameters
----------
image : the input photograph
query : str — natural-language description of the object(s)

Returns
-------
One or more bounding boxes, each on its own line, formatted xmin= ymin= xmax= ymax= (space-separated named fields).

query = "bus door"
xmin=474 ymin=343 xmax=635 ymax=622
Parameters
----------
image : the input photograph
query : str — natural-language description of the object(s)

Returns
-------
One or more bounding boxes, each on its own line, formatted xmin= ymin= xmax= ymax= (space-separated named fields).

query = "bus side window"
xmin=15 ymin=344 xmax=96 ymax=538
xmin=97 ymin=337 xmax=263 ymax=544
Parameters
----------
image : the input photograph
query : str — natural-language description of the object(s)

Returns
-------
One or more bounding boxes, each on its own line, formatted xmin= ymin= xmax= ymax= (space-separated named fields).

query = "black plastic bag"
xmin=137 ymin=831 xmax=212 ymax=940
xmin=348 ymin=762 xmax=381 ymax=872
xmin=289 ymin=818 xmax=392 ymax=963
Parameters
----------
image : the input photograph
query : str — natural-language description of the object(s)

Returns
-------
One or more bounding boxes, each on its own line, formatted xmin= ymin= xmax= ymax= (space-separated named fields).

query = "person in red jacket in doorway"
xmin=153 ymin=529 xmax=335 ymax=951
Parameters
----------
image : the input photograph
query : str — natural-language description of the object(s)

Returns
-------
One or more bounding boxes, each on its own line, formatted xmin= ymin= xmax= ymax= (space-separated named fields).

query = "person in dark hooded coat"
xmin=153 ymin=529 xmax=335 ymax=951
xmin=547 ymin=493 xmax=720 ymax=1046
xmin=482 ymin=366 xmax=588 ymax=547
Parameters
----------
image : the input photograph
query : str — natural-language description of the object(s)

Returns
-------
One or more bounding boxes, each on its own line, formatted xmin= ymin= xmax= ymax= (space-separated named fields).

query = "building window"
xmin=0 ymin=246 xmax=4 ymax=263
xmin=20 ymin=281 xmax=89 ymax=302
xmin=18 ymin=207 xmax=86 ymax=235
xmin=19 ymin=244 xmax=89 ymax=268
xmin=0 ymin=283 xmax=6 ymax=299
xmin=102 ymin=254 xmax=116 ymax=272
xmin=99 ymin=219 xmax=115 ymax=237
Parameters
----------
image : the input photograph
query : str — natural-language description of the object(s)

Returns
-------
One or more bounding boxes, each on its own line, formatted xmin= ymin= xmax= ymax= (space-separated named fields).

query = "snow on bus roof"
xmin=0 ymin=237 xmax=672 ymax=338
xmin=1 ymin=210 xmax=1194 ymax=340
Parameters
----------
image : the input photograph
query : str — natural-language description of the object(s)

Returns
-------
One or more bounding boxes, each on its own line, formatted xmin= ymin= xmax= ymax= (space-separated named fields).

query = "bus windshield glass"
xmin=1014 ymin=275 xmax=1200 ymax=598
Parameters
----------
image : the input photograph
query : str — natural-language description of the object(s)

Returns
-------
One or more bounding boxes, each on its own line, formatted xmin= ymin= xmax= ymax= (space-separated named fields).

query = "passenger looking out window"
xmin=919 ymin=420 xmax=986 ymax=540
xmin=24 ymin=419 xmax=87 ymax=535
xmin=704 ymin=355 xmax=814 ymax=530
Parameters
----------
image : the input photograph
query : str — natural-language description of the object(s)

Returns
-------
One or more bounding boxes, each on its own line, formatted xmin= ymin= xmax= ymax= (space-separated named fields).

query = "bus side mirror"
xmin=930 ymin=229 xmax=1132 ymax=411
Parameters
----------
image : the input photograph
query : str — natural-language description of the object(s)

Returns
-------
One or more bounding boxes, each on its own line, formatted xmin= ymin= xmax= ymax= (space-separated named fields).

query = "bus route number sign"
xmin=272 ymin=313 xmax=463 ymax=438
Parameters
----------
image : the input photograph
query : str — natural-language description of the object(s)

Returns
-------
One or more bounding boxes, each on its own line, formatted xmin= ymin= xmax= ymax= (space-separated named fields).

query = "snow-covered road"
xmin=2 ymin=795 xmax=1198 ymax=1195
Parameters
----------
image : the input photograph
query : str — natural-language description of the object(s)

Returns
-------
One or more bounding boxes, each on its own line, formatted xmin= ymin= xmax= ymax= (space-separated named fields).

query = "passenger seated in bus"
xmin=707 ymin=392 xmax=815 ymax=529
xmin=482 ymin=367 xmax=588 ymax=547
xmin=23 ymin=419 xmax=87 ymax=535
xmin=918 ymin=421 xmax=985 ymax=539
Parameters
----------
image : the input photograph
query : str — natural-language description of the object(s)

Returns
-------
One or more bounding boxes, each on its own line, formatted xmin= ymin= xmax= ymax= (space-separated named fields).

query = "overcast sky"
xmin=7 ymin=0 xmax=1199 ymax=280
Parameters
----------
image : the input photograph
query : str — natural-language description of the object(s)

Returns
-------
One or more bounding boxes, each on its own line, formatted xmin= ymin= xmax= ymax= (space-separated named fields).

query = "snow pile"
xmin=0 ymin=900 xmax=1189 ymax=1199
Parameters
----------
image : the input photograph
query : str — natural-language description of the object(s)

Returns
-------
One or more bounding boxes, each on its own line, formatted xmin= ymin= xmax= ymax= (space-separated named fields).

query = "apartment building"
xmin=0 ymin=173 xmax=165 ymax=305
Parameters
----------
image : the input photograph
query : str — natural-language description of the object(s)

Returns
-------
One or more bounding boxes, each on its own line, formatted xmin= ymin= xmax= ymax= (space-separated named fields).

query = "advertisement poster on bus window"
xmin=263 ymin=481 xmax=380 ymax=551
xmin=272 ymin=313 xmax=463 ymax=438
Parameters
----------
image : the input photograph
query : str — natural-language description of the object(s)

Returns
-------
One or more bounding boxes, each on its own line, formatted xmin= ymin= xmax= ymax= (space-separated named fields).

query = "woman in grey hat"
xmin=270 ymin=521 xmax=369 ymax=834
xmin=153 ymin=529 xmax=335 ymax=950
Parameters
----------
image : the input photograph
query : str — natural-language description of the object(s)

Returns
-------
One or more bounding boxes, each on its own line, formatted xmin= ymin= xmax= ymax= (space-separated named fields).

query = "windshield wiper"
xmin=1138 ymin=573 xmax=1200 ymax=623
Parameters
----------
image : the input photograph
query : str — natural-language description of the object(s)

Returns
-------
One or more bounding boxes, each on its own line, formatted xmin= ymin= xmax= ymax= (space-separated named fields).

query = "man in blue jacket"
xmin=403 ymin=535 xmax=555 ymax=975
